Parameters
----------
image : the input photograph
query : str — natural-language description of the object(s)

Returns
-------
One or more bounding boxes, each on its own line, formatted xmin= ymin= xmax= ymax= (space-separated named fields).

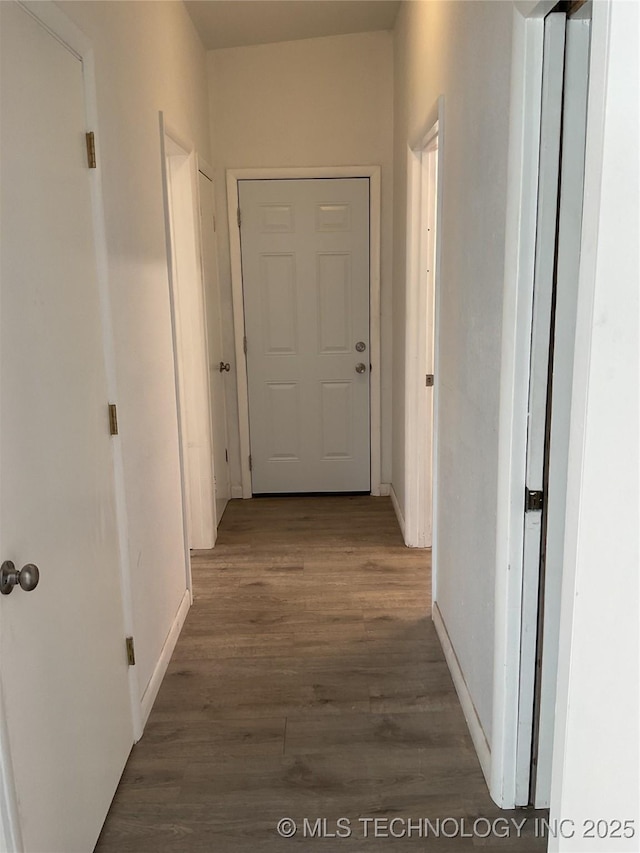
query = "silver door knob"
xmin=0 ymin=561 xmax=40 ymax=595
xmin=355 ymin=341 xmax=367 ymax=352
xmin=219 ymin=362 xmax=231 ymax=373
xmin=355 ymin=362 xmax=367 ymax=374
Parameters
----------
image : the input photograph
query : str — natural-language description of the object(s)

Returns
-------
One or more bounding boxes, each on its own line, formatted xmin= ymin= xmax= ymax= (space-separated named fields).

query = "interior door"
xmin=239 ymin=178 xmax=370 ymax=494
xmin=0 ymin=4 xmax=133 ymax=850
xmin=198 ymin=169 xmax=231 ymax=524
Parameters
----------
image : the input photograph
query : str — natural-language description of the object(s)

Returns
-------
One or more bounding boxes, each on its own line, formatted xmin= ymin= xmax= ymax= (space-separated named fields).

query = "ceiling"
xmin=184 ymin=1 xmax=401 ymax=50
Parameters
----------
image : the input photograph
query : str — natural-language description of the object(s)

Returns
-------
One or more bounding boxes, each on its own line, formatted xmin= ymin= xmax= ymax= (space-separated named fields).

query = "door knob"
xmin=0 ymin=561 xmax=40 ymax=595
xmin=355 ymin=362 xmax=367 ymax=374
xmin=219 ymin=362 xmax=231 ymax=373
xmin=355 ymin=341 xmax=367 ymax=352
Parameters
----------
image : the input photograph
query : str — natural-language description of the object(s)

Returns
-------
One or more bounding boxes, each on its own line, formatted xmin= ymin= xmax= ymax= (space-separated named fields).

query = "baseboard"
xmin=390 ymin=484 xmax=405 ymax=538
xmin=378 ymin=482 xmax=391 ymax=497
xmin=230 ymin=485 xmax=243 ymax=500
xmin=432 ymin=601 xmax=492 ymax=785
xmin=138 ymin=589 xmax=191 ymax=736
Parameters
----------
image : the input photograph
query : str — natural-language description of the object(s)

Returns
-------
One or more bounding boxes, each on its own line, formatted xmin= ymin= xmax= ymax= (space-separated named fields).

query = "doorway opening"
xmin=404 ymin=118 xmax=441 ymax=550
xmin=160 ymin=117 xmax=216 ymax=553
xmin=226 ymin=167 xmax=382 ymax=498
xmin=197 ymin=160 xmax=232 ymax=527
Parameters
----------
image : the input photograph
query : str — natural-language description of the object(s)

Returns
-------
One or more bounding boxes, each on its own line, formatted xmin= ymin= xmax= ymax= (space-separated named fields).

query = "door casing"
xmin=491 ymin=0 xmax=609 ymax=810
xmin=226 ymin=166 xmax=382 ymax=498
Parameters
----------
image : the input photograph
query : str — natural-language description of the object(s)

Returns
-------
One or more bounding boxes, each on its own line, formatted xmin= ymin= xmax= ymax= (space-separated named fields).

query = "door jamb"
xmin=226 ymin=166 xmax=382 ymax=498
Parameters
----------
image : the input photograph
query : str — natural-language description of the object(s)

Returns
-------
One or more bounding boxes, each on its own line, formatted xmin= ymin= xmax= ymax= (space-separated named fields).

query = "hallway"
xmin=96 ymin=497 xmax=545 ymax=851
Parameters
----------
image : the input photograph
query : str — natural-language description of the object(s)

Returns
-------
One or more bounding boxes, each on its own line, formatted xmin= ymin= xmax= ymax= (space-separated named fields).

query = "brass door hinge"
xmin=86 ymin=132 xmax=97 ymax=169
xmin=108 ymin=403 xmax=119 ymax=436
xmin=125 ymin=636 xmax=136 ymax=666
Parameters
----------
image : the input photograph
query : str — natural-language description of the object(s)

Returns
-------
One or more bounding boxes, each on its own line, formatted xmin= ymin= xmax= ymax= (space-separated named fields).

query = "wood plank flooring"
xmin=96 ymin=496 xmax=546 ymax=852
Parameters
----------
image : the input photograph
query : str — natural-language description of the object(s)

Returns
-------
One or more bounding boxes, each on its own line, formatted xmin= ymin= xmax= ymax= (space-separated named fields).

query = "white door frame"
xmin=404 ymin=112 xmax=443 ymax=550
xmin=491 ymin=0 xmax=611 ymax=809
xmin=226 ymin=166 xmax=382 ymax=498
xmin=160 ymin=113 xmax=216 ymax=559
xmin=491 ymin=1 xmax=552 ymax=810
xmin=0 ymin=0 xmax=138 ymax=844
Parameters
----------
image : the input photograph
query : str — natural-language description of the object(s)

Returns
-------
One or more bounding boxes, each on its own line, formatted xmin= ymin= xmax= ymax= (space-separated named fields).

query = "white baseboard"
xmin=137 ymin=589 xmax=191 ymax=737
xmin=390 ymin=483 xmax=405 ymax=538
xmin=432 ymin=601 xmax=492 ymax=785
xmin=230 ymin=485 xmax=243 ymax=500
xmin=378 ymin=482 xmax=391 ymax=497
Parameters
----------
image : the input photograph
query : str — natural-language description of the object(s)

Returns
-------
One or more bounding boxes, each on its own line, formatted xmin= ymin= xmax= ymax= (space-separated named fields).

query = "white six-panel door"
xmin=239 ymin=179 xmax=370 ymax=493
xmin=0 ymin=4 xmax=133 ymax=849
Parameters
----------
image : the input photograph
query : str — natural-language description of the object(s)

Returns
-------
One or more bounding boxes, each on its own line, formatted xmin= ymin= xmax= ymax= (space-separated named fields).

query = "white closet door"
xmin=0 ymin=4 xmax=133 ymax=850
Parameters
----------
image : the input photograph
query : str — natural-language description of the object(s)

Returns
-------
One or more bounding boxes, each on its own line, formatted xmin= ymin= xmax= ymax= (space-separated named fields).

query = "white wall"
xmin=207 ymin=31 xmax=394 ymax=489
xmin=393 ymin=1 xmax=515 ymax=743
xmin=57 ymin=0 xmax=211 ymax=705
xmin=549 ymin=1 xmax=639 ymax=847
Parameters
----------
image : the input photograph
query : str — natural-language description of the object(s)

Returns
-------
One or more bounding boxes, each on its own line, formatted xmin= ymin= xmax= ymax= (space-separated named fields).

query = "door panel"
xmin=239 ymin=179 xmax=370 ymax=493
xmin=321 ymin=382 xmax=353 ymax=460
xmin=266 ymin=383 xmax=300 ymax=460
xmin=317 ymin=253 xmax=352 ymax=353
xmin=261 ymin=254 xmax=298 ymax=354
xmin=198 ymin=171 xmax=230 ymax=525
xmin=0 ymin=4 xmax=133 ymax=850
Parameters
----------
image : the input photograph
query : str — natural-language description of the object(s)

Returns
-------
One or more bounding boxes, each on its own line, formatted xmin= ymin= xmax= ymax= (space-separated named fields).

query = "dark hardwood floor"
xmin=96 ymin=496 xmax=546 ymax=852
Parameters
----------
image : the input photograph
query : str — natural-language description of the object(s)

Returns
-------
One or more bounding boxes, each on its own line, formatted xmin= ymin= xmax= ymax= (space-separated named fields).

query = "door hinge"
xmin=243 ymin=335 xmax=248 ymax=355
xmin=225 ymin=448 xmax=229 ymax=462
xmin=525 ymin=487 xmax=544 ymax=512
xmin=237 ymin=207 xmax=242 ymax=229
xmin=426 ymin=374 xmax=434 ymax=387
xmin=125 ymin=636 xmax=136 ymax=666
xmin=108 ymin=403 xmax=119 ymax=436
xmin=212 ymin=214 xmax=216 ymax=232
xmin=249 ymin=454 xmax=253 ymax=472
xmin=85 ymin=132 xmax=97 ymax=169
